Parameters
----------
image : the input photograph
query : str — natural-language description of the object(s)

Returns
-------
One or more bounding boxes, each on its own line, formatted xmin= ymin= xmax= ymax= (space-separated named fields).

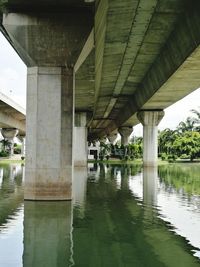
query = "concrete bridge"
xmin=0 ymin=91 xmax=25 ymax=134
xmin=0 ymin=91 xmax=25 ymax=154
xmin=0 ymin=0 xmax=199 ymax=200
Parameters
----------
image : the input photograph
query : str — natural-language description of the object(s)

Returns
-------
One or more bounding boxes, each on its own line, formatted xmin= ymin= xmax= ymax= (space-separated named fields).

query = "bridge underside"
xmin=0 ymin=92 xmax=25 ymax=135
xmin=0 ymin=0 xmax=200 ymax=199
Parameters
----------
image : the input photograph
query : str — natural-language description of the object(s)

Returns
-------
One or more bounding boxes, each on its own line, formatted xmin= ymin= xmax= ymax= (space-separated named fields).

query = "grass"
xmin=0 ymin=158 xmax=25 ymax=164
xmin=88 ymin=158 xmax=142 ymax=165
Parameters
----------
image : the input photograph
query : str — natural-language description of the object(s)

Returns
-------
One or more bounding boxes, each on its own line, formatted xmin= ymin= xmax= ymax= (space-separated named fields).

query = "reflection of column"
xmin=23 ymin=201 xmax=73 ymax=267
xmin=0 ymin=168 xmax=3 ymax=188
xmin=1 ymin=128 xmax=19 ymax=156
xmin=137 ymin=110 xmax=164 ymax=167
xmin=73 ymin=167 xmax=87 ymax=207
xmin=118 ymin=126 xmax=132 ymax=145
xmin=143 ymin=166 xmax=158 ymax=206
xmin=120 ymin=165 xmax=131 ymax=191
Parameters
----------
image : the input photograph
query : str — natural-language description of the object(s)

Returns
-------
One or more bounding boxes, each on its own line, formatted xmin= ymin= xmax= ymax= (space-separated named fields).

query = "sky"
xmin=0 ymin=32 xmax=199 ymax=136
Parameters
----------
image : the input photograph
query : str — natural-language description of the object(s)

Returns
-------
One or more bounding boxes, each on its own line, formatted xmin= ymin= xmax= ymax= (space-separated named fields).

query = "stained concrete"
xmin=137 ymin=110 xmax=164 ymax=167
xmin=25 ymin=67 xmax=74 ymax=200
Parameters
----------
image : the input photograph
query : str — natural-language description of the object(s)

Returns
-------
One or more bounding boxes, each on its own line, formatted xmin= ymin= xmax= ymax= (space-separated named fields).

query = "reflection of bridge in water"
xmin=0 ymin=164 xmax=200 ymax=265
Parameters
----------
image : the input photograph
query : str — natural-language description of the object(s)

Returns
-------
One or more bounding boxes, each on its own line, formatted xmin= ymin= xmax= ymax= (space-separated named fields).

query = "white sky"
xmin=0 ymin=32 xmax=199 ymax=137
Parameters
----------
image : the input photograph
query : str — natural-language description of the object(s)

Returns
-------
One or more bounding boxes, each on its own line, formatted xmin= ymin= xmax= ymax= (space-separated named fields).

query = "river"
xmin=0 ymin=162 xmax=200 ymax=267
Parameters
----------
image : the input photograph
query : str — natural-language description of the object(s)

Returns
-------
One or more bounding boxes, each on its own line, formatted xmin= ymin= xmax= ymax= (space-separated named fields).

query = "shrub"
xmin=0 ymin=150 xmax=9 ymax=157
xmin=179 ymin=154 xmax=190 ymax=159
xmin=161 ymin=153 xmax=167 ymax=161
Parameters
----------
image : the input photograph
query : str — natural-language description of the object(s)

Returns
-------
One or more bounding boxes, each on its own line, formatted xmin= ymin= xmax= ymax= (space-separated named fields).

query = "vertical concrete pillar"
xmin=137 ymin=110 xmax=164 ymax=167
xmin=74 ymin=112 xmax=87 ymax=167
xmin=107 ymin=132 xmax=118 ymax=144
xmin=25 ymin=67 xmax=74 ymax=200
xmin=118 ymin=126 xmax=132 ymax=145
xmin=18 ymin=135 xmax=25 ymax=156
xmin=1 ymin=128 xmax=18 ymax=156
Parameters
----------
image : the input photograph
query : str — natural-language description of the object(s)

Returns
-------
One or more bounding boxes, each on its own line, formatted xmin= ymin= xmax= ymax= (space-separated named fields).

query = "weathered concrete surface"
xmin=137 ymin=110 xmax=164 ymax=167
xmin=88 ymin=0 xmax=200 ymax=138
xmin=2 ymin=12 xmax=92 ymax=67
xmin=74 ymin=112 xmax=88 ymax=167
xmin=25 ymin=67 xmax=74 ymax=200
xmin=1 ymin=128 xmax=18 ymax=155
xmin=118 ymin=126 xmax=133 ymax=146
xmin=1 ymin=0 xmax=200 ymax=139
xmin=107 ymin=130 xmax=118 ymax=144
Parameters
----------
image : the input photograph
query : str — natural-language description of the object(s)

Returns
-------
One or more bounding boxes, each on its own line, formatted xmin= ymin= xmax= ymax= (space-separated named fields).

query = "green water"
xmin=0 ymin=163 xmax=200 ymax=267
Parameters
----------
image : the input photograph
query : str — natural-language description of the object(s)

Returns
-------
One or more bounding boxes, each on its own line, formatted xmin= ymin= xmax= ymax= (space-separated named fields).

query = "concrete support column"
xmin=18 ymin=135 xmax=26 ymax=156
xmin=25 ymin=67 xmax=74 ymax=200
xmin=1 ymin=128 xmax=18 ymax=156
xmin=118 ymin=126 xmax=132 ymax=145
xmin=74 ymin=112 xmax=87 ymax=167
xmin=137 ymin=110 xmax=164 ymax=167
xmin=107 ymin=132 xmax=118 ymax=144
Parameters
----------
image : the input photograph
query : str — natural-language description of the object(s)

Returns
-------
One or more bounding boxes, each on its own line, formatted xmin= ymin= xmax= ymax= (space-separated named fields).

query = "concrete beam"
xmin=74 ymin=28 xmax=94 ymax=73
xmin=2 ymin=12 xmax=92 ymax=67
xmin=0 ymin=111 xmax=25 ymax=134
xmin=98 ymin=5 xmax=200 ymax=136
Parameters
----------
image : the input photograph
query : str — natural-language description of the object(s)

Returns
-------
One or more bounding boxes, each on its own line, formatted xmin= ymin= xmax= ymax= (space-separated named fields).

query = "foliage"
xmin=14 ymin=144 xmax=22 ymax=154
xmin=172 ymin=131 xmax=200 ymax=161
xmin=99 ymin=137 xmax=143 ymax=161
xmin=0 ymin=139 xmax=12 ymax=156
xmin=158 ymin=108 xmax=200 ymax=161
xmin=190 ymin=107 xmax=200 ymax=132
xmin=0 ymin=150 xmax=9 ymax=157
xmin=159 ymin=164 xmax=200 ymax=195
xmin=0 ymin=0 xmax=8 ymax=12
xmin=99 ymin=142 xmax=111 ymax=160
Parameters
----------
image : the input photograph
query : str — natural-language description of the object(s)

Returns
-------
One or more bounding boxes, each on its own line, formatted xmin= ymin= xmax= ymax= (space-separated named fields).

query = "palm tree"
xmin=158 ymin=128 xmax=179 ymax=154
xmin=190 ymin=107 xmax=200 ymax=131
xmin=177 ymin=117 xmax=196 ymax=133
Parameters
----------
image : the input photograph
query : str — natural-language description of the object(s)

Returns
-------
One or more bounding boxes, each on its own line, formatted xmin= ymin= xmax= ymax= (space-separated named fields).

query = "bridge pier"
xmin=25 ymin=67 xmax=74 ymax=200
xmin=2 ymin=12 xmax=92 ymax=200
xmin=107 ymin=131 xmax=118 ymax=144
xmin=137 ymin=110 xmax=164 ymax=167
xmin=74 ymin=112 xmax=88 ymax=167
xmin=18 ymin=135 xmax=25 ymax=156
xmin=1 ymin=128 xmax=18 ymax=156
xmin=118 ymin=126 xmax=133 ymax=146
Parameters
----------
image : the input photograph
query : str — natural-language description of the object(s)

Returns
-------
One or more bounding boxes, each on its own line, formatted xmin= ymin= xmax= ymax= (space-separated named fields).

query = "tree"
xmin=158 ymin=128 xmax=179 ymax=155
xmin=173 ymin=131 xmax=200 ymax=161
xmin=176 ymin=117 xmax=196 ymax=133
xmin=190 ymin=107 xmax=200 ymax=132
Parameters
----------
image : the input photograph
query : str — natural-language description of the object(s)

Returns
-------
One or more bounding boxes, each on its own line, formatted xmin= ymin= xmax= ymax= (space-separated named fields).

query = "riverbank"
xmin=0 ymin=154 xmax=24 ymax=164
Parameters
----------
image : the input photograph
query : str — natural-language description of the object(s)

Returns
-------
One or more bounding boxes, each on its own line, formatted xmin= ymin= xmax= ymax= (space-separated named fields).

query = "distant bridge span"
xmin=0 ymin=91 xmax=25 ymax=135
